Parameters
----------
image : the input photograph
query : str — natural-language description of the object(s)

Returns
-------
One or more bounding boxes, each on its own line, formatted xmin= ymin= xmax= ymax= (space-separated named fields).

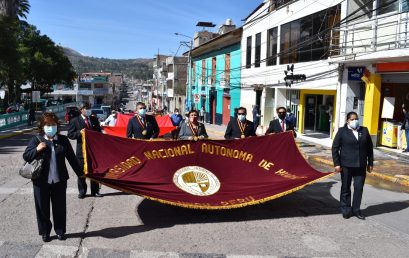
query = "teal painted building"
xmin=188 ymin=28 xmax=242 ymax=125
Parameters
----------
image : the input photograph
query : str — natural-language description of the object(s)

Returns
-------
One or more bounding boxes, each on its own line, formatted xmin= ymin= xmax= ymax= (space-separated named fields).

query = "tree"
xmin=0 ymin=0 xmax=30 ymax=19
xmin=0 ymin=0 xmax=29 ymax=104
xmin=18 ymin=22 xmax=77 ymax=92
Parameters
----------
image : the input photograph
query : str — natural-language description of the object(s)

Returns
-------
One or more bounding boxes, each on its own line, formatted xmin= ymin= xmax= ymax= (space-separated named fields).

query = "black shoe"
xmin=91 ymin=192 xmax=103 ymax=197
xmin=342 ymin=213 xmax=350 ymax=219
xmin=78 ymin=194 xmax=85 ymax=199
xmin=403 ymin=150 xmax=409 ymax=153
xmin=353 ymin=212 xmax=366 ymax=220
xmin=42 ymin=234 xmax=50 ymax=242
xmin=57 ymin=234 xmax=66 ymax=241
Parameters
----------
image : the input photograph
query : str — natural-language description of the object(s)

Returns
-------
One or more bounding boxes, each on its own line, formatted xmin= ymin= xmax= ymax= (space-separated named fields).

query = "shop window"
xmin=377 ymin=0 xmax=399 ymax=15
xmin=267 ymin=27 xmax=278 ymax=66
xmin=255 ymin=33 xmax=261 ymax=67
xmin=246 ymin=36 xmax=252 ymax=68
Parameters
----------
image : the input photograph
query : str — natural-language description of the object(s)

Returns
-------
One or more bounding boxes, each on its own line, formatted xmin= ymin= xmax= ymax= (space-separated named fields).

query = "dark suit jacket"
xmin=265 ymin=119 xmax=296 ymax=137
xmin=332 ymin=124 xmax=374 ymax=168
xmin=67 ymin=115 xmax=102 ymax=159
xmin=127 ymin=115 xmax=159 ymax=139
xmin=23 ymin=134 xmax=83 ymax=184
xmin=224 ymin=119 xmax=256 ymax=139
xmin=178 ymin=121 xmax=208 ymax=140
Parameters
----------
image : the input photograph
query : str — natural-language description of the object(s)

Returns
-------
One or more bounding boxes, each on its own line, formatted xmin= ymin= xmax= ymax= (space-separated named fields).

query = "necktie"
xmin=281 ymin=120 xmax=285 ymax=131
xmin=84 ymin=117 xmax=90 ymax=129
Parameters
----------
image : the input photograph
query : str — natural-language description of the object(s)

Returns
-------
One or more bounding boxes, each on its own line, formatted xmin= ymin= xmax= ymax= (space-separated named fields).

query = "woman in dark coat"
xmin=178 ymin=110 xmax=208 ymax=140
xmin=23 ymin=112 xmax=83 ymax=242
xmin=332 ymin=111 xmax=373 ymax=220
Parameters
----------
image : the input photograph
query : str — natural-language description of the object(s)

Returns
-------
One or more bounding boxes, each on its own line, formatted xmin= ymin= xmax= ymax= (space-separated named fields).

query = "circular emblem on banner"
xmin=173 ymin=166 xmax=221 ymax=196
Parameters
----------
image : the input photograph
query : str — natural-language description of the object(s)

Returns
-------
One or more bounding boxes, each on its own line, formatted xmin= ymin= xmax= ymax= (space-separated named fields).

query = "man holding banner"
xmin=127 ymin=102 xmax=159 ymax=139
xmin=178 ymin=110 xmax=208 ymax=140
xmin=224 ymin=107 xmax=256 ymax=139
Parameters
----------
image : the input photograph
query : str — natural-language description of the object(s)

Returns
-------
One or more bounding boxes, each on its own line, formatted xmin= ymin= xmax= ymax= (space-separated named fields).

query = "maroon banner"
xmin=82 ymin=130 xmax=333 ymax=209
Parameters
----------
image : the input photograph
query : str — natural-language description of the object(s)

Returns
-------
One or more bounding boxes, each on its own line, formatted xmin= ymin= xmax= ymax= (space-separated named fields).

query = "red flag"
xmin=102 ymin=113 xmax=175 ymax=137
xmin=82 ymin=130 xmax=333 ymax=209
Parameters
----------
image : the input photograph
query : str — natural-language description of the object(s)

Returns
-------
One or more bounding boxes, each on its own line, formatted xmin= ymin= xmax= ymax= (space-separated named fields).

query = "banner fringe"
xmin=81 ymin=129 xmax=88 ymax=175
xmin=86 ymin=172 xmax=335 ymax=210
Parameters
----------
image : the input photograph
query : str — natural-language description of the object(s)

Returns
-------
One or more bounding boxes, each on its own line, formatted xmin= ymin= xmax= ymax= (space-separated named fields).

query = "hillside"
xmin=63 ymin=47 xmax=153 ymax=80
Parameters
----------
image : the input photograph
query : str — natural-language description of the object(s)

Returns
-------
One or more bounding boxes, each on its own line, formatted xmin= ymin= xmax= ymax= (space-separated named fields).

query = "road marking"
xmin=35 ymin=244 xmax=78 ymax=258
xmin=130 ymin=250 xmax=179 ymax=258
xmin=0 ymin=187 xmax=79 ymax=195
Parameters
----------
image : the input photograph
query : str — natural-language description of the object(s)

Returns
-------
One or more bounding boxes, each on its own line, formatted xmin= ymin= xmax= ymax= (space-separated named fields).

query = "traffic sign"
xmin=194 ymin=94 xmax=200 ymax=104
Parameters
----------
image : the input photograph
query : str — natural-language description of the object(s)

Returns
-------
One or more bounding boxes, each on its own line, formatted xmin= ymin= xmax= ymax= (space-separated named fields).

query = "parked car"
xmin=101 ymin=105 xmax=111 ymax=117
xmin=90 ymin=109 xmax=106 ymax=123
xmin=92 ymin=104 xmax=102 ymax=109
xmin=65 ymin=106 xmax=79 ymax=123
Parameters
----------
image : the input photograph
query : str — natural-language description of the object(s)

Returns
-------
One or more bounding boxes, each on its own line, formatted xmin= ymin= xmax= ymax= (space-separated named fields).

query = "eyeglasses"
xmin=278 ymin=112 xmax=286 ymax=114
xmin=237 ymin=113 xmax=246 ymax=115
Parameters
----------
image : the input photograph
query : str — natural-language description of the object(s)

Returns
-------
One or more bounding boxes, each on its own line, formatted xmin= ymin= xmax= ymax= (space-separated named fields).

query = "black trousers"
xmin=340 ymin=167 xmax=366 ymax=215
xmin=78 ymin=158 xmax=99 ymax=196
xmin=33 ymin=180 xmax=67 ymax=235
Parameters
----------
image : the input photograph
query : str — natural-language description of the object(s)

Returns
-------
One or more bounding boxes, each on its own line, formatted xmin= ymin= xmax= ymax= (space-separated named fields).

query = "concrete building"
xmin=188 ymin=20 xmax=242 ymax=125
xmin=330 ymin=0 xmax=409 ymax=147
xmin=166 ymin=56 xmax=188 ymax=112
xmin=78 ymin=72 xmax=114 ymax=105
xmin=241 ymin=0 xmax=343 ymax=137
xmin=152 ymin=55 xmax=169 ymax=111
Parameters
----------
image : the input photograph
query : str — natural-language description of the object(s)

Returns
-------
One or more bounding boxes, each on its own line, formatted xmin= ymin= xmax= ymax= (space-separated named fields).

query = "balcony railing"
xmin=331 ymin=11 xmax=409 ymax=57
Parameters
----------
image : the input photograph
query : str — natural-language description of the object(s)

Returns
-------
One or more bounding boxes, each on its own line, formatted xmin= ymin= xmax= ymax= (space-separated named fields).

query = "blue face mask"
xmin=138 ymin=108 xmax=146 ymax=116
xmin=84 ymin=109 xmax=91 ymax=117
xmin=349 ymin=120 xmax=359 ymax=129
xmin=238 ymin=114 xmax=246 ymax=121
xmin=44 ymin=125 xmax=57 ymax=137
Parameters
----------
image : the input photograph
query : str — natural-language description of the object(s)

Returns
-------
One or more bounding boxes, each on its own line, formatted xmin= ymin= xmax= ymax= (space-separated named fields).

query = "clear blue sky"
xmin=27 ymin=0 xmax=260 ymax=59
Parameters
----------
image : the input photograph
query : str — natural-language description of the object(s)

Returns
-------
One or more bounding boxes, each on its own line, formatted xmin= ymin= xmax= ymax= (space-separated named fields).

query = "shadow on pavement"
xmin=363 ymin=200 xmax=409 ymax=217
xmin=66 ymin=184 xmax=409 ymax=239
xmin=0 ymin=133 xmax=33 ymax=154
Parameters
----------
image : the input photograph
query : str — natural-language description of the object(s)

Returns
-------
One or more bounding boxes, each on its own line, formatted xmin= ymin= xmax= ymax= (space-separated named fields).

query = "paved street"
xmin=0 ymin=126 xmax=409 ymax=258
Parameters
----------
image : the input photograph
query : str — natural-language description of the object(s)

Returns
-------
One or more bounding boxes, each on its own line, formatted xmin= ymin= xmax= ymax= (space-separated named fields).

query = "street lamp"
xmin=175 ymin=32 xmax=193 ymax=112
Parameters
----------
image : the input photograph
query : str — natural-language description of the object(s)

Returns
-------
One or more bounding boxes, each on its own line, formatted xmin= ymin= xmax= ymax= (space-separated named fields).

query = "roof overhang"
xmin=187 ymin=27 xmax=243 ymax=58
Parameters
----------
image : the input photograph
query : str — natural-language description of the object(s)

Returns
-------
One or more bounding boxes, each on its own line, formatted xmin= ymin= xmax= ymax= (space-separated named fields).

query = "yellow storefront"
xmin=298 ymin=90 xmax=337 ymax=136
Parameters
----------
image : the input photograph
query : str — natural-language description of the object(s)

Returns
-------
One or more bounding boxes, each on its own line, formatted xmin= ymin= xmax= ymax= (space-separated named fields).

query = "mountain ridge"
xmin=62 ymin=47 xmax=153 ymax=79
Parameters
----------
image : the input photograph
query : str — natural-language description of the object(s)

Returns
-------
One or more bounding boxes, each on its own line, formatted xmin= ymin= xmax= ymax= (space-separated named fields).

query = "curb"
xmin=311 ymin=156 xmax=409 ymax=187
xmin=0 ymin=127 xmax=35 ymax=140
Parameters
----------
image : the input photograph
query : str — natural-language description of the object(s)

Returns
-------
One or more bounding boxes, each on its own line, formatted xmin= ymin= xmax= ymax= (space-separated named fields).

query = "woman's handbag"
xmin=19 ymin=136 xmax=44 ymax=180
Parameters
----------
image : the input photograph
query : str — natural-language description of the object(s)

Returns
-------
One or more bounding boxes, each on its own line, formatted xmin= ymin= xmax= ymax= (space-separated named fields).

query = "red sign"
xmin=82 ymin=130 xmax=333 ymax=209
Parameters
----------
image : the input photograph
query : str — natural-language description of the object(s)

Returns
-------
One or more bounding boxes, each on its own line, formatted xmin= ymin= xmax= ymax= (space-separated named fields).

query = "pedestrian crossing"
xmin=0 ymin=241 xmax=280 ymax=258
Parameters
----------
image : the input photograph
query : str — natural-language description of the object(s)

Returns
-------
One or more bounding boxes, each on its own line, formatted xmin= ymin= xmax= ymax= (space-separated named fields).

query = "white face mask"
xmin=238 ymin=114 xmax=246 ymax=121
xmin=349 ymin=119 xmax=359 ymax=129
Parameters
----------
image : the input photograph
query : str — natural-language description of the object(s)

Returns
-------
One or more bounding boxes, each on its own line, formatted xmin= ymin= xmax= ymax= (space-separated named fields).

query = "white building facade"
xmin=241 ymin=0 xmax=345 ymax=137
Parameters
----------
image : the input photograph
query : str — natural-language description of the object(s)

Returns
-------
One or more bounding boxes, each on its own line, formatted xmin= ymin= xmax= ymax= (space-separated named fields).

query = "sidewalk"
xmin=204 ymin=123 xmax=409 ymax=188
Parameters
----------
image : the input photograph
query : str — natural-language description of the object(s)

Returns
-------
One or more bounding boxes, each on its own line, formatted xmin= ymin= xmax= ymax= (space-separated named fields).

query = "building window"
xmin=377 ymin=0 xmax=399 ymax=15
xmin=201 ymin=60 xmax=206 ymax=86
xmin=279 ymin=4 xmax=340 ymax=64
xmin=225 ymin=53 xmax=231 ymax=87
xmin=255 ymin=33 xmax=261 ymax=67
xmin=212 ymin=57 xmax=216 ymax=85
xmin=267 ymin=27 xmax=278 ymax=66
xmin=403 ymin=0 xmax=409 ymax=11
xmin=246 ymin=36 xmax=252 ymax=68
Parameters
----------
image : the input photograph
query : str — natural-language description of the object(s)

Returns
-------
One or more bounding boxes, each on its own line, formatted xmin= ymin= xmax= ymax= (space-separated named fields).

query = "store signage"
xmin=348 ymin=67 xmax=365 ymax=81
